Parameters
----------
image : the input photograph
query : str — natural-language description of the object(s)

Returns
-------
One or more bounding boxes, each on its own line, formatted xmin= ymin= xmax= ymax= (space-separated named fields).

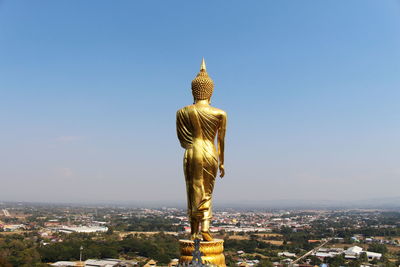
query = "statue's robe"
xmin=176 ymin=105 xmax=220 ymax=220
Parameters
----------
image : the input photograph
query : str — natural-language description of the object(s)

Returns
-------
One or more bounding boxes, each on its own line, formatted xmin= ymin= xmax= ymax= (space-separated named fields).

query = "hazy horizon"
xmin=2 ymin=196 xmax=400 ymax=210
xmin=1 ymin=1 xmax=400 ymax=204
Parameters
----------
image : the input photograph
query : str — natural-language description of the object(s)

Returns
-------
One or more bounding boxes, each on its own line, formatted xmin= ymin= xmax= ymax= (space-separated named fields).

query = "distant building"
xmin=278 ymin=252 xmax=296 ymax=257
xmin=237 ymin=260 xmax=259 ymax=266
xmin=144 ymin=260 xmax=157 ymax=267
xmin=273 ymin=264 xmax=313 ymax=267
xmin=344 ymin=246 xmax=382 ymax=260
xmin=312 ymin=247 xmax=345 ymax=260
xmin=45 ymin=221 xmax=61 ymax=227
xmin=51 ymin=261 xmax=78 ymax=267
xmin=85 ymin=259 xmax=120 ymax=267
xmin=168 ymin=259 xmax=179 ymax=267
xmin=54 ymin=225 xmax=108 ymax=234
xmin=3 ymin=224 xmax=24 ymax=231
xmin=52 ymin=259 xmax=133 ymax=267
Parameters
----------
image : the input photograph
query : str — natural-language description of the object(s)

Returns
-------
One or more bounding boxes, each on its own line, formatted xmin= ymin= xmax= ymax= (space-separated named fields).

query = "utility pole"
xmin=80 ymin=245 xmax=83 ymax=262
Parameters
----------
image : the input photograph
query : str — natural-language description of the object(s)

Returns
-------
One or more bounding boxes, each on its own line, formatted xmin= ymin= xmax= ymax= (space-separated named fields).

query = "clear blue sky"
xmin=1 ymin=1 xmax=400 ymax=205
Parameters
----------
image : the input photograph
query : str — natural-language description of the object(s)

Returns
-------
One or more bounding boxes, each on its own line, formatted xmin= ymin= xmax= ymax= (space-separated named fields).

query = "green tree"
xmin=257 ymin=259 xmax=273 ymax=267
xmin=225 ymin=255 xmax=236 ymax=267
xmin=348 ymin=259 xmax=361 ymax=267
xmin=359 ymin=252 xmax=368 ymax=262
xmin=368 ymin=243 xmax=388 ymax=254
xmin=327 ymin=254 xmax=345 ymax=267
xmin=0 ymin=255 xmax=12 ymax=267
xmin=308 ymin=255 xmax=322 ymax=265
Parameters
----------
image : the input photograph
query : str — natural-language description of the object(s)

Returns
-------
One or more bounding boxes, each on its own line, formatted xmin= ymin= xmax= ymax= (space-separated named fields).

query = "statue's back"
xmin=176 ymin=59 xmax=227 ymax=247
xmin=182 ymin=105 xmax=223 ymax=144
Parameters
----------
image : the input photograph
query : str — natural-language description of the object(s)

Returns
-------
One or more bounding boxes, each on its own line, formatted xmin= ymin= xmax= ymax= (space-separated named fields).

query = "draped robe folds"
xmin=176 ymin=106 xmax=220 ymax=220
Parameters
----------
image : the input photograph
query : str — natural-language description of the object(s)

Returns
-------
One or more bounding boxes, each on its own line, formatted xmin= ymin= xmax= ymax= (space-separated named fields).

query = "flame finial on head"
xmin=191 ymin=58 xmax=214 ymax=100
xmin=200 ymin=58 xmax=206 ymax=71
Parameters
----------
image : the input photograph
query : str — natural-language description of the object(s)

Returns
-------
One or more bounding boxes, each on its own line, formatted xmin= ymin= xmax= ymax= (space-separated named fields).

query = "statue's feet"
xmin=201 ymin=231 xmax=213 ymax=241
xmin=190 ymin=233 xmax=200 ymax=240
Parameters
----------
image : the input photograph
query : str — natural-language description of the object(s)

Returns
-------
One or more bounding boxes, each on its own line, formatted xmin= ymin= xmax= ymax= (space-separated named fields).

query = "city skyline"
xmin=1 ymin=1 xmax=400 ymax=203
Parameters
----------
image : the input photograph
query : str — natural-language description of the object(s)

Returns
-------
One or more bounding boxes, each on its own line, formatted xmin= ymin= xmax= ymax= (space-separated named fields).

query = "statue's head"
xmin=191 ymin=58 xmax=214 ymax=101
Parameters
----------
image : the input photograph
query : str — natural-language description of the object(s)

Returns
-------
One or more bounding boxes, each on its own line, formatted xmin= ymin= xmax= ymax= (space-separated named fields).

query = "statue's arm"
xmin=217 ymin=111 xmax=227 ymax=178
xmin=176 ymin=110 xmax=185 ymax=148
xmin=176 ymin=108 xmax=191 ymax=149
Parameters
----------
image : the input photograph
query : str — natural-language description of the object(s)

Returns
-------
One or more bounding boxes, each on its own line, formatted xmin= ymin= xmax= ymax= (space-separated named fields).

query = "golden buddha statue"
xmin=176 ymin=59 xmax=227 ymax=242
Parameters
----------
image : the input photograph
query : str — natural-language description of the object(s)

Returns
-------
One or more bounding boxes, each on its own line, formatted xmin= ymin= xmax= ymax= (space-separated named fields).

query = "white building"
xmin=2 ymin=224 xmax=24 ymax=231
xmin=85 ymin=259 xmax=120 ymax=267
xmin=51 ymin=262 xmax=77 ymax=267
xmin=55 ymin=225 xmax=108 ymax=234
xmin=278 ymin=252 xmax=296 ymax=257
xmin=344 ymin=246 xmax=382 ymax=260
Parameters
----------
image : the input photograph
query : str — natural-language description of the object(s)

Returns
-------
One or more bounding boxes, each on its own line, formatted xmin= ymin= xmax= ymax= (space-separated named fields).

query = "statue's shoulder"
xmin=210 ymin=106 xmax=227 ymax=118
xmin=177 ymin=105 xmax=195 ymax=116
xmin=177 ymin=105 xmax=191 ymax=113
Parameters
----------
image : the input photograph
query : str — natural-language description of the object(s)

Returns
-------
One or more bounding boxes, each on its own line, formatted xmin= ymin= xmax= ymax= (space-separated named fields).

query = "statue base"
xmin=179 ymin=239 xmax=226 ymax=267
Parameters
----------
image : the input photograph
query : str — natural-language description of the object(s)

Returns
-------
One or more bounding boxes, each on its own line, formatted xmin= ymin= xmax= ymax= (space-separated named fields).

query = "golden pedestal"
xmin=179 ymin=239 xmax=226 ymax=267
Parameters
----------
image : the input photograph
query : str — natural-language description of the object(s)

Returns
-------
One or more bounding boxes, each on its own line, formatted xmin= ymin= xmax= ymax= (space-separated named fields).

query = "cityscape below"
xmin=1 ymin=1 xmax=399 ymax=267
xmin=0 ymin=201 xmax=399 ymax=267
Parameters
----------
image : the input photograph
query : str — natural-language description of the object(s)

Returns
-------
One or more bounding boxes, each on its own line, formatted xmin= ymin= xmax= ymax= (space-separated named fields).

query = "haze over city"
xmin=1 ymin=1 xmax=400 ymax=205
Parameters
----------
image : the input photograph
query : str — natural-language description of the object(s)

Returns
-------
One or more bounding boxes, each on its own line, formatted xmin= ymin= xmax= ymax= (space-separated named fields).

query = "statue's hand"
xmin=219 ymin=164 xmax=225 ymax=178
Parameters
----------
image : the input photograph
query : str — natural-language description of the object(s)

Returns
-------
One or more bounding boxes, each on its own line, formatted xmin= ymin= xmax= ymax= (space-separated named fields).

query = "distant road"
xmin=2 ymin=209 xmax=10 ymax=217
xmin=291 ymin=238 xmax=331 ymax=264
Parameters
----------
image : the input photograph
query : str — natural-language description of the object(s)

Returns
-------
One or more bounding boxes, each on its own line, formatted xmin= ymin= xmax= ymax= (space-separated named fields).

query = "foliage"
xmin=326 ymin=254 xmax=345 ymax=267
xmin=308 ymin=255 xmax=322 ymax=265
xmin=257 ymin=259 xmax=273 ymax=267
xmin=368 ymin=243 xmax=388 ymax=254
xmin=347 ymin=259 xmax=361 ymax=267
xmin=113 ymin=216 xmax=182 ymax=232
xmin=38 ymin=232 xmax=179 ymax=264
xmin=0 ymin=232 xmax=180 ymax=266
xmin=0 ymin=236 xmax=48 ymax=267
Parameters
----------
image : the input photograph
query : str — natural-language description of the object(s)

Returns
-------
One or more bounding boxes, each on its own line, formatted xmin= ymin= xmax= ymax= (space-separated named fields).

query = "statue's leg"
xmin=184 ymin=149 xmax=199 ymax=240
xmin=190 ymin=218 xmax=200 ymax=240
xmin=201 ymin=219 xmax=213 ymax=241
xmin=200 ymin=152 xmax=218 ymax=242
